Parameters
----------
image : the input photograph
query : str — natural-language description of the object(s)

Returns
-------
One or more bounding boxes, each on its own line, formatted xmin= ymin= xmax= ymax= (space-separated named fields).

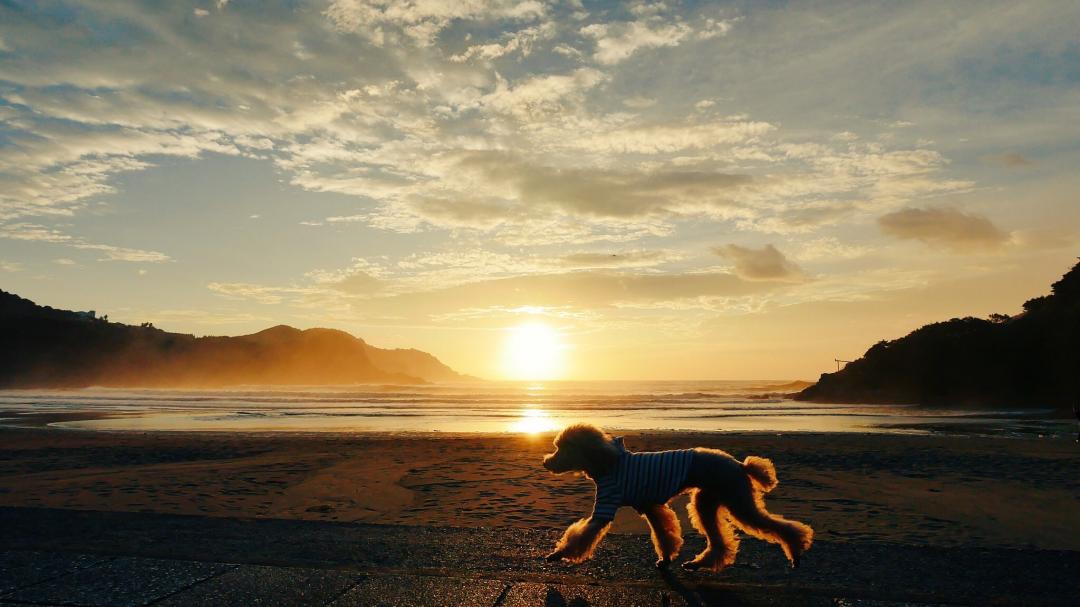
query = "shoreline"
xmin=3 ymin=401 xmax=1077 ymax=445
xmin=2 ymin=404 xmax=1074 ymax=440
xmin=5 ymin=378 xmax=1075 ymax=443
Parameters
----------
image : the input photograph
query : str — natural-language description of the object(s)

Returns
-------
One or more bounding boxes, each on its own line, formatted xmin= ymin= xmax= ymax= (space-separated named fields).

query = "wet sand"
xmin=1 ymin=426 xmax=1078 ymax=551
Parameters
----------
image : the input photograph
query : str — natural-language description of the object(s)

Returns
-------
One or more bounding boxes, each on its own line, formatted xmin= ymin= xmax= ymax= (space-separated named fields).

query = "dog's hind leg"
xmin=683 ymin=489 xmax=739 ymax=571
xmin=640 ymin=503 xmax=683 ymax=568
xmin=725 ymin=486 xmax=813 ymax=568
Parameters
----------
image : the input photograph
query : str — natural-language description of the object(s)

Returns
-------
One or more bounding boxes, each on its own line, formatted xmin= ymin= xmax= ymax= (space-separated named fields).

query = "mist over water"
xmin=0 ymin=381 xmax=1070 ymax=438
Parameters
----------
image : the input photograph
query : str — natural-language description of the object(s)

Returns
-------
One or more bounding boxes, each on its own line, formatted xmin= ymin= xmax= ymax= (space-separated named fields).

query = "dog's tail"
xmin=743 ymin=456 xmax=779 ymax=492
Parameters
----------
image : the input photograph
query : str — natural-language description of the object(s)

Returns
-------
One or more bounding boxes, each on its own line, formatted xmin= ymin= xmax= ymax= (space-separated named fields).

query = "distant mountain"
xmin=0 ymin=291 xmax=467 ymax=388
xmin=795 ymin=259 xmax=1080 ymax=411
xmin=361 ymin=343 xmax=465 ymax=383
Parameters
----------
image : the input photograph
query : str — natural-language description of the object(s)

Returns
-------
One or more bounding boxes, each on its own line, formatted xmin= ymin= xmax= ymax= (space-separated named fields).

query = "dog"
xmin=541 ymin=423 xmax=813 ymax=571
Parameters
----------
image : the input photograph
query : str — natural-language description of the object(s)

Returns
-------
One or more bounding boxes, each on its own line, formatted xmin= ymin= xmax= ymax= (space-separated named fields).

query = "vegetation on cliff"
xmin=795 ymin=259 xmax=1080 ymax=411
xmin=0 ymin=291 xmax=465 ymax=388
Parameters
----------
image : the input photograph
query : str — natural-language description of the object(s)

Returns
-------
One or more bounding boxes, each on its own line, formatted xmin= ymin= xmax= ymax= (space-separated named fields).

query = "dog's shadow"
xmin=543 ymin=586 xmax=589 ymax=607
xmin=541 ymin=573 xmax=704 ymax=607
xmin=660 ymin=568 xmax=705 ymax=607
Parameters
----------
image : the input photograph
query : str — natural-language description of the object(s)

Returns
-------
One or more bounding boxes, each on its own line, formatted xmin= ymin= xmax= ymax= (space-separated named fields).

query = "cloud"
xmin=1009 ymin=227 xmax=1074 ymax=251
xmin=334 ymin=271 xmax=384 ymax=293
xmin=564 ymin=118 xmax=774 ymax=154
xmin=983 ymin=153 xmax=1032 ymax=167
xmin=450 ymin=22 xmax=556 ymax=62
xmin=578 ymin=12 xmax=735 ymax=66
xmin=307 ymin=268 xmax=385 ymax=295
xmin=200 ymin=262 xmax=787 ymax=325
xmin=0 ymin=224 xmax=71 ymax=244
xmin=304 ymin=257 xmax=393 ymax=295
xmin=1 ymin=0 xmax=1065 ymax=286
xmin=0 ymin=223 xmax=171 ymax=262
xmin=75 ymin=244 xmax=172 ymax=263
xmin=581 ymin=20 xmax=692 ymax=65
xmin=743 ymin=201 xmax=855 ymax=234
xmin=0 ymin=260 xmax=22 ymax=272
xmin=877 ymin=207 xmax=1009 ymax=252
xmin=555 ymin=250 xmax=676 ymax=269
xmin=0 ymin=1 xmax=988 ymax=251
xmin=338 ymin=147 xmax=757 ymax=240
xmin=713 ymin=244 xmax=805 ymax=282
xmin=211 ymin=244 xmax=795 ymax=321
xmin=403 ymin=196 xmax=517 ymax=229
xmin=791 ymin=237 xmax=868 ymax=262
xmin=324 ymin=0 xmax=548 ymax=46
xmin=449 ymin=150 xmax=752 ymax=218
xmin=207 ymin=282 xmax=314 ymax=305
xmin=418 ymin=270 xmax=766 ymax=307
xmin=481 ymin=68 xmax=608 ymax=119
xmin=348 ymin=269 xmax=781 ymax=318
xmin=623 ymin=96 xmax=656 ymax=109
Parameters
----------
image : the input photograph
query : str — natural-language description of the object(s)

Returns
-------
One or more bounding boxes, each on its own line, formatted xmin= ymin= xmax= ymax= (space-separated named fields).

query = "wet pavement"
xmin=2 ymin=507 xmax=1077 ymax=606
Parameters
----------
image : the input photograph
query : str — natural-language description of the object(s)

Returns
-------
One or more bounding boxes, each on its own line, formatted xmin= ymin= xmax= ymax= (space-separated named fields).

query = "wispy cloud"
xmin=207 ymin=282 xmax=316 ymax=305
xmin=324 ymin=0 xmax=548 ymax=46
xmin=581 ymin=20 xmax=692 ymax=65
xmin=554 ymin=250 xmax=679 ymax=269
xmin=0 ymin=224 xmax=171 ymax=262
xmin=450 ymin=22 xmax=556 ymax=63
xmin=0 ymin=260 xmax=22 ymax=272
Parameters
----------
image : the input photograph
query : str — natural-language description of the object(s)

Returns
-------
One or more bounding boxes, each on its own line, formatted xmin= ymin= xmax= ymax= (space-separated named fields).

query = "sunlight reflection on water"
xmin=507 ymin=408 xmax=560 ymax=434
xmin=0 ymin=380 xmax=1070 ymax=438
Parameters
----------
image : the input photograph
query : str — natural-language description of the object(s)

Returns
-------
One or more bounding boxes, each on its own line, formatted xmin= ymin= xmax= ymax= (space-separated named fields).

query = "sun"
xmin=502 ymin=321 xmax=565 ymax=380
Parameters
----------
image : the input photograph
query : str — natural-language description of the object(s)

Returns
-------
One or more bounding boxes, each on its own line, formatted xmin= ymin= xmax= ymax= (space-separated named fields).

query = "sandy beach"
xmin=2 ymin=425 xmax=1077 ymax=552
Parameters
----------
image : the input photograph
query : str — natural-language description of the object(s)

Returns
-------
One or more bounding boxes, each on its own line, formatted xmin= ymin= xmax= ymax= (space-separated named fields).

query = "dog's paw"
xmin=654 ymin=558 xmax=670 ymax=569
xmin=544 ymin=551 xmax=564 ymax=562
xmin=681 ymin=560 xmax=703 ymax=571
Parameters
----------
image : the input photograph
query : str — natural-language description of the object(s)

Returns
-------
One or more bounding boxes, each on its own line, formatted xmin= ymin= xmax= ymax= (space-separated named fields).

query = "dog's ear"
xmin=573 ymin=425 xmax=619 ymax=477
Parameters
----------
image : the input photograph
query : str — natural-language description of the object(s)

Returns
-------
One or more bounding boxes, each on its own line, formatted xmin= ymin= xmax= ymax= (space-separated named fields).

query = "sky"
xmin=1 ymin=0 xmax=1078 ymax=381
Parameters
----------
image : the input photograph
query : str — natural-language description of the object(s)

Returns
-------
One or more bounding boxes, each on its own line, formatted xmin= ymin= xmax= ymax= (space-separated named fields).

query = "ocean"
xmin=0 ymin=380 xmax=1072 ymax=438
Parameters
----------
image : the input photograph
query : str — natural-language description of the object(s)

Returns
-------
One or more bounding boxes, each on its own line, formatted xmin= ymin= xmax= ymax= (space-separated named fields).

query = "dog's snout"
xmin=543 ymin=451 xmax=567 ymax=472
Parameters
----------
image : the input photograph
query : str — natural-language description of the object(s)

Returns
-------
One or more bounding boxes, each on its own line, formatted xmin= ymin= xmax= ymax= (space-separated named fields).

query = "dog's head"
xmin=542 ymin=423 xmax=621 ymax=478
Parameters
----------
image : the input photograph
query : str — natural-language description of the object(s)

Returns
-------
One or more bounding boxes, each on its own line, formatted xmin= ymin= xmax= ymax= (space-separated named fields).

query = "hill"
xmin=0 ymin=291 xmax=466 ymax=388
xmin=795 ymin=259 xmax=1080 ymax=411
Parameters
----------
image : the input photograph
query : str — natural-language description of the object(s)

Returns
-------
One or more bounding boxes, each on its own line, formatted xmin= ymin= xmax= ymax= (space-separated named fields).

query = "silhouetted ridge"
xmin=795 ymin=258 xmax=1080 ymax=411
xmin=0 ymin=291 xmax=466 ymax=388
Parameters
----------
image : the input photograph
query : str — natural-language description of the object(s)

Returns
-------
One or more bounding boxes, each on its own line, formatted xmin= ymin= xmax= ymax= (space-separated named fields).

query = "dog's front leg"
xmin=640 ymin=503 xmax=683 ymax=568
xmin=546 ymin=516 xmax=612 ymax=564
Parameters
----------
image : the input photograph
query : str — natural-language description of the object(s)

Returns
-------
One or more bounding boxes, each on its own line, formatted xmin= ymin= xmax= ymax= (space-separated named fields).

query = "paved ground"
xmin=2 ymin=507 xmax=1077 ymax=606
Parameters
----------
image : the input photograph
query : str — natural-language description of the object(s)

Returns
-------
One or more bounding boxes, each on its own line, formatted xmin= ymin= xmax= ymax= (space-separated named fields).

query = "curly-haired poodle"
xmin=542 ymin=423 xmax=813 ymax=571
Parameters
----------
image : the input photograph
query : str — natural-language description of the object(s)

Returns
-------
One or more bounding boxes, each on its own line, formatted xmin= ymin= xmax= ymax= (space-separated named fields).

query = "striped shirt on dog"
xmin=591 ymin=438 xmax=695 ymax=523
